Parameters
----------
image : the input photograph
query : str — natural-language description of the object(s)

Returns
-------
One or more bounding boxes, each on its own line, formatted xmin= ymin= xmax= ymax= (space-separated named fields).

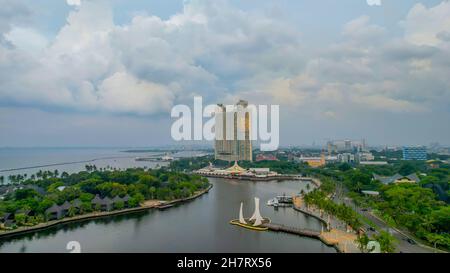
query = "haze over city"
xmin=1 ymin=0 xmax=450 ymax=147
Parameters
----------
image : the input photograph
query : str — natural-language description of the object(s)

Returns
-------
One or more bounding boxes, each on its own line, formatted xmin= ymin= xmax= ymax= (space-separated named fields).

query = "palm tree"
xmin=54 ymin=169 xmax=59 ymax=177
xmin=0 ymin=176 xmax=4 ymax=185
xmin=61 ymin=172 xmax=69 ymax=179
xmin=37 ymin=170 xmax=43 ymax=179
xmin=68 ymin=206 xmax=77 ymax=217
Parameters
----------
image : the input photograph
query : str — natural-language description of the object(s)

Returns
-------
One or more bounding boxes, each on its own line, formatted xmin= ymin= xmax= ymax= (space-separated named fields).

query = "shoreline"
xmin=197 ymin=173 xmax=322 ymax=186
xmin=0 ymin=184 xmax=213 ymax=240
xmin=0 ymin=156 xmax=140 ymax=173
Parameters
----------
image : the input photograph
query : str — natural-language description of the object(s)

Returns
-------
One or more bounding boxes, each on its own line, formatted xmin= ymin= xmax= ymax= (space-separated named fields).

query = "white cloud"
xmin=0 ymin=0 xmax=305 ymax=115
xmin=97 ymin=72 xmax=174 ymax=115
xmin=403 ymin=2 xmax=450 ymax=46
xmin=0 ymin=0 xmax=450 ymax=121
xmin=66 ymin=0 xmax=81 ymax=6
xmin=4 ymin=27 xmax=48 ymax=53
xmin=342 ymin=15 xmax=385 ymax=42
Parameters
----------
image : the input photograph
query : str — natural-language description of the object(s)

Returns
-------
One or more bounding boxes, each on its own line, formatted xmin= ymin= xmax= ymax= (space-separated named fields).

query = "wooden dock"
xmin=262 ymin=223 xmax=321 ymax=238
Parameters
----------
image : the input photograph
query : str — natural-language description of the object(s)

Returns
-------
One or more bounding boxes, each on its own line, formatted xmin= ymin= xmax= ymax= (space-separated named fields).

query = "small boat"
xmin=276 ymin=193 xmax=293 ymax=204
xmin=267 ymin=198 xmax=278 ymax=206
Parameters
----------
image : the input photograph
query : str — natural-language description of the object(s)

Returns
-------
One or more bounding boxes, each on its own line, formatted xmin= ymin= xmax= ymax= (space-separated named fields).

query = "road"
xmin=333 ymin=182 xmax=439 ymax=253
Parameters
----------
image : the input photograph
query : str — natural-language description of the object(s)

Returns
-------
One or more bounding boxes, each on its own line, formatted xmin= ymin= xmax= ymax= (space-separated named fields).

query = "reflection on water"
xmin=0 ymin=178 xmax=336 ymax=253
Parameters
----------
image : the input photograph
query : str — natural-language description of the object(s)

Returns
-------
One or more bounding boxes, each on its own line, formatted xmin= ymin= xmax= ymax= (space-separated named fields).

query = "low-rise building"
xmin=403 ymin=146 xmax=427 ymax=161
xmin=92 ymin=194 xmax=131 ymax=211
xmin=373 ymin=173 xmax=420 ymax=185
xmin=337 ymin=153 xmax=355 ymax=164
xmin=194 ymin=162 xmax=279 ymax=178
xmin=427 ymin=159 xmax=443 ymax=169
xmin=356 ymin=152 xmax=374 ymax=162
xmin=255 ymin=154 xmax=279 ymax=162
xmin=46 ymin=204 xmax=63 ymax=220
xmin=296 ymin=154 xmax=326 ymax=168
xmin=359 ymin=161 xmax=388 ymax=166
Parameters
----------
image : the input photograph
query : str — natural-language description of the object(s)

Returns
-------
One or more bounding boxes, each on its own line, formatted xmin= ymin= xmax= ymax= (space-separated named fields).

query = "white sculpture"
xmin=249 ymin=197 xmax=264 ymax=226
xmin=239 ymin=202 xmax=246 ymax=224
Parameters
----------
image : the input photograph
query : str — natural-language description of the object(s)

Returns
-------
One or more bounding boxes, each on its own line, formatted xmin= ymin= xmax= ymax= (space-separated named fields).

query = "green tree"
xmin=68 ymin=206 xmax=77 ymax=217
xmin=398 ymin=162 xmax=416 ymax=176
xmin=426 ymin=233 xmax=450 ymax=250
xmin=80 ymin=202 xmax=92 ymax=214
xmin=373 ymin=231 xmax=397 ymax=253
xmin=129 ymin=193 xmax=144 ymax=207
xmin=114 ymin=201 xmax=125 ymax=210
xmin=14 ymin=213 xmax=27 ymax=226
xmin=356 ymin=233 xmax=370 ymax=252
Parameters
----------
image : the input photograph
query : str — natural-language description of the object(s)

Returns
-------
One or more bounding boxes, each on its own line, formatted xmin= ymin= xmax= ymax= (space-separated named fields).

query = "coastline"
xmin=0 ymin=184 xmax=213 ymax=240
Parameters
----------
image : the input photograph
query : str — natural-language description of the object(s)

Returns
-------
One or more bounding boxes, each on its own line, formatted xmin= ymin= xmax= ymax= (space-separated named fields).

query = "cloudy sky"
xmin=1 ymin=0 xmax=450 ymax=147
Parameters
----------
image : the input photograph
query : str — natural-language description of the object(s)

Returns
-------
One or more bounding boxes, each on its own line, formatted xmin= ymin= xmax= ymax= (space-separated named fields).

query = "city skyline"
xmin=1 ymin=0 xmax=450 ymax=147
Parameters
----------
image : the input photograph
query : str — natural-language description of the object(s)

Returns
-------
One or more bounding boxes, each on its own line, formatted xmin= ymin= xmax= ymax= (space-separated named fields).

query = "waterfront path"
xmin=292 ymin=195 xmax=361 ymax=253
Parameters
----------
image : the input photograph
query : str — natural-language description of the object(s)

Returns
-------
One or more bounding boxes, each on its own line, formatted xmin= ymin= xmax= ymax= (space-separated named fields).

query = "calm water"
xmin=0 ymin=148 xmax=208 ymax=181
xmin=0 ymin=148 xmax=335 ymax=253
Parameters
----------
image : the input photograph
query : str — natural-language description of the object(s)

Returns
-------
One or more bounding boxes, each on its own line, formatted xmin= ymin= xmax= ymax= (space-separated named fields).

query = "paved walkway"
xmin=293 ymin=195 xmax=361 ymax=253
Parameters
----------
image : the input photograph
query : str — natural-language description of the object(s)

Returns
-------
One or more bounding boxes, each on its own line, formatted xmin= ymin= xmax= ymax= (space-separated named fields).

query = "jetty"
xmin=262 ymin=223 xmax=320 ymax=238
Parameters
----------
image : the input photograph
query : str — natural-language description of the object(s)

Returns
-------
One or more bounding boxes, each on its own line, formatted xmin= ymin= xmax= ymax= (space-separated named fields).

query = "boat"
xmin=267 ymin=198 xmax=278 ymax=206
xmin=267 ymin=194 xmax=293 ymax=207
xmin=230 ymin=197 xmax=271 ymax=231
xmin=277 ymin=193 xmax=293 ymax=204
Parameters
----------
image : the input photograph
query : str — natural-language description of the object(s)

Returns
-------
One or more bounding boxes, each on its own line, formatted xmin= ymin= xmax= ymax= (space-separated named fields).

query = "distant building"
xmin=361 ymin=190 xmax=380 ymax=196
xmin=297 ymin=154 xmax=326 ymax=168
xmin=215 ymin=100 xmax=252 ymax=162
xmin=427 ymin=159 xmax=442 ymax=169
xmin=403 ymin=146 xmax=427 ymax=161
xmin=359 ymin=161 xmax=388 ymax=166
xmin=194 ymin=162 xmax=279 ymax=178
xmin=256 ymin=154 xmax=278 ymax=162
xmin=355 ymin=152 xmax=374 ymax=162
xmin=327 ymin=139 xmax=367 ymax=154
xmin=373 ymin=173 xmax=420 ymax=184
xmin=337 ymin=153 xmax=355 ymax=164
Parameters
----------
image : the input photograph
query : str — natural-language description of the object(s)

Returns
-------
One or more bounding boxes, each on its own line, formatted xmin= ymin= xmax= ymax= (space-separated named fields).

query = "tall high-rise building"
xmin=215 ymin=100 xmax=253 ymax=162
xmin=403 ymin=146 xmax=427 ymax=161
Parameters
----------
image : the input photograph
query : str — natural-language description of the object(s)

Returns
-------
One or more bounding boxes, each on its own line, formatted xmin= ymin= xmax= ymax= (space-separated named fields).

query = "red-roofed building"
xmin=256 ymin=154 xmax=279 ymax=162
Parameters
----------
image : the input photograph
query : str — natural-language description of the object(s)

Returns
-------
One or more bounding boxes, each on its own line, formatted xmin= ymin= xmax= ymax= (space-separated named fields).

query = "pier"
xmin=262 ymin=222 xmax=359 ymax=253
xmin=262 ymin=223 xmax=320 ymax=238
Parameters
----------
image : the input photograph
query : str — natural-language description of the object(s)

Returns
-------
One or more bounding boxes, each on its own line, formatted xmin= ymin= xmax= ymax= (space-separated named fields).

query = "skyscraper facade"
xmin=215 ymin=100 xmax=253 ymax=162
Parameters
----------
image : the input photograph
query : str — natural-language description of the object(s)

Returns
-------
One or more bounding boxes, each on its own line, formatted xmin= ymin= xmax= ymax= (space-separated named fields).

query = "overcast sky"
xmin=1 ymin=0 xmax=450 ymax=147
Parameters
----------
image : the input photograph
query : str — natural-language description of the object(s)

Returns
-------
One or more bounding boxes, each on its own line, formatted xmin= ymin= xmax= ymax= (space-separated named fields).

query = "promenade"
xmin=292 ymin=195 xmax=361 ymax=253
